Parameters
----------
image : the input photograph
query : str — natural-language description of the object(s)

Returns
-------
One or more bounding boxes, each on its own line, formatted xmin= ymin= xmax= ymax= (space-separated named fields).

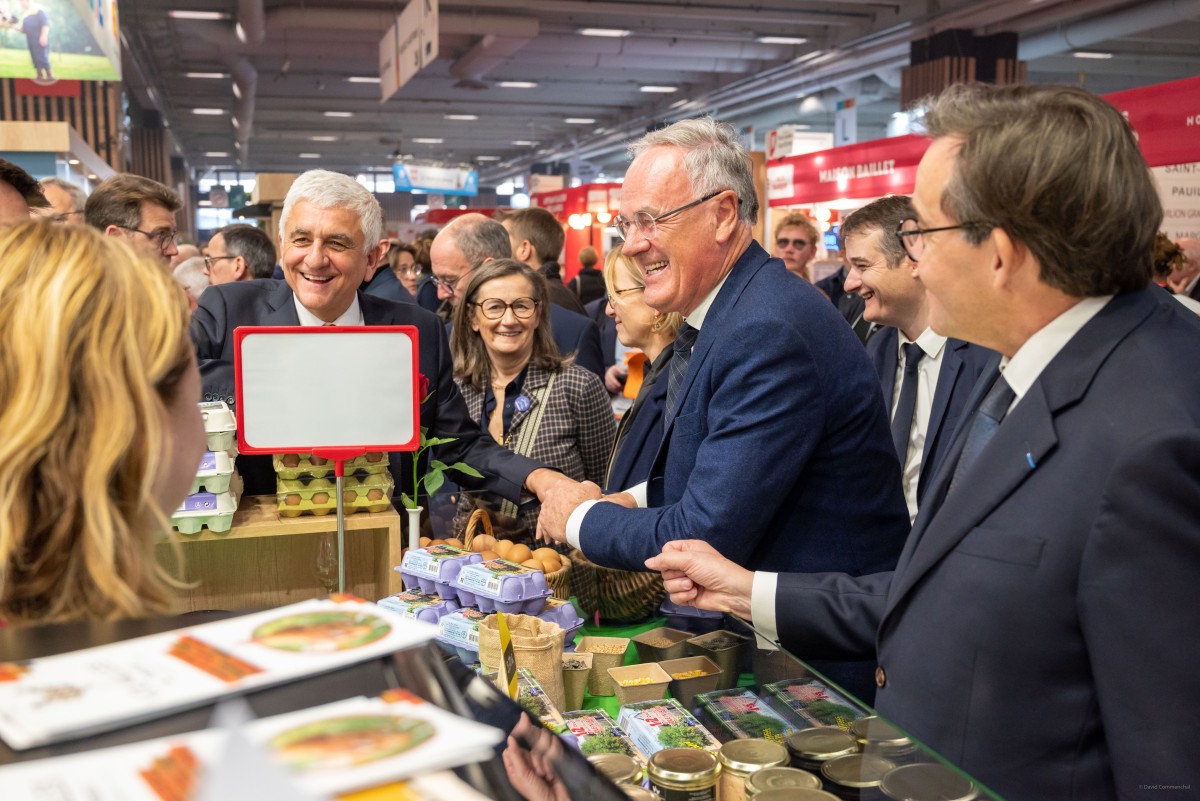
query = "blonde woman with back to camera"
xmin=0 ymin=221 xmax=206 ymax=625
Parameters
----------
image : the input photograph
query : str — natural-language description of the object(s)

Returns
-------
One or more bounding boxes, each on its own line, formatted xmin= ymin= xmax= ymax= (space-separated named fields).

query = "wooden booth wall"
xmin=0 ymin=79 xmax=124 ymax=171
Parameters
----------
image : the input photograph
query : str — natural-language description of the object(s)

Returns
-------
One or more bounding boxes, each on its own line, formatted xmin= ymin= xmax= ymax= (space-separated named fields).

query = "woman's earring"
xmin=651 ymin=314 xmax=666 ymax=332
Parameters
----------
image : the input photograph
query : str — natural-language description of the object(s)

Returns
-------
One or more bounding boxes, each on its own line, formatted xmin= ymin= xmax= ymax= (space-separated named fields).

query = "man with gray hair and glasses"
xmin=646 ymin=84 xmax=1200 ymax=800
xmin=38 ymin=176 xmax=86 ymax=224
xmin=191 ymin=169 xmax=566 ymax=504
xmin=538 ymin=117 xmax=909 ymax=702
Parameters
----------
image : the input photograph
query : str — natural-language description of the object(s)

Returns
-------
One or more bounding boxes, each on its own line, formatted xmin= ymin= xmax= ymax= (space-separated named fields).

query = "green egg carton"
xmin=272 ymin=451 xmax=390 ymax=481
xmin=172 ymin=488 xmax=240 ymax=536
xmin=199 ymin=401 xmax=237 ymax=453
xmin=276 ymin=471 xmax=394 ymax=517
xmin=189 ymin=450 xmax=236 ymax=494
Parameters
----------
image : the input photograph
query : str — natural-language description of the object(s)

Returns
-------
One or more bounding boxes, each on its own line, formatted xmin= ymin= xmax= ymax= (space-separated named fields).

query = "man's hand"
xmin=644 ymin=540 xmax=755 ymax=619
xmin=535 ymin=480 xmax=602 ymax=544
xmin=604 ymin=363 xmax=628 ymax=395
xmin=501 ymin=714 xmax=571 ymax=801
xmin=524 ymin=468 xmax=568 ymax=503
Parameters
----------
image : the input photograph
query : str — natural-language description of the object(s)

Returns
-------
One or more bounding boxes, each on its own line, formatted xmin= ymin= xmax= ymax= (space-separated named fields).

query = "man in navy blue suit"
xmin=191 ymin=170 xmax=564 ymax=504
xmin=842 ymin=195 xmax=996 ymax=521
xmin=647 ymin=84 xmax=1200 ymax=800
xmin=538 ymin=118 xmax=910 ymax=700
xmin=429 ymin=213 xmax=605 ymax=380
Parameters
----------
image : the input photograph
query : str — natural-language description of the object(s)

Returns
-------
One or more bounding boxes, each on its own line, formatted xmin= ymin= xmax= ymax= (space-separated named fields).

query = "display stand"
xmin=234 ymin=327 xmax=420 ymax=593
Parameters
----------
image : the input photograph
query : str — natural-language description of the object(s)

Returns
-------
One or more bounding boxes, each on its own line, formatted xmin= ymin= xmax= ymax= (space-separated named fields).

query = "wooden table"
xmin=159 ymin=495 xmax=403 ymax=612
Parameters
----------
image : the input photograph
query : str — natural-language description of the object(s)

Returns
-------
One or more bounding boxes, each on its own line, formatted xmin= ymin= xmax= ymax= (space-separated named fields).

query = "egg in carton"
xmin=172 ymin=474 xmax=243 ymax=536
xmin=189 ymin=450 xmax=236 ymax=494
xmin=272 ymin=451 xmax=389 ymax=481
xmin=398 ymin=544 xmax=482 ymax=598
xmin=199 ymin=401 xmax=237 ymax=454
xmin=376 ymin=587 xmax=461 ymax=625
xmin=275 ymin=470 xmax=394 ymax=517
xmin=452 ymin=557 xmax=553 ymax=614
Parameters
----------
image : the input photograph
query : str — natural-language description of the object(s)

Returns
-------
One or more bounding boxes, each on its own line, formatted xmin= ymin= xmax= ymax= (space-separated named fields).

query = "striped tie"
xmin=664 ymin=323 xmax=699 ymax=425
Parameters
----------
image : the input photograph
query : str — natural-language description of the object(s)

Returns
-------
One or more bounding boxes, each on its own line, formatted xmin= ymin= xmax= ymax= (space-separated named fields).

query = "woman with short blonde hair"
xmin=0 ymin=222 xmax=205 ymax=625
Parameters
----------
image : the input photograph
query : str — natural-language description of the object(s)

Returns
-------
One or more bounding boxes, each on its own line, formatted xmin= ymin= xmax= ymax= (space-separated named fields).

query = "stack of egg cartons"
xmin=273 ymin=452 xmax=393 ymax=517
xmin=172 ymin=401 xmax=242 ymax=535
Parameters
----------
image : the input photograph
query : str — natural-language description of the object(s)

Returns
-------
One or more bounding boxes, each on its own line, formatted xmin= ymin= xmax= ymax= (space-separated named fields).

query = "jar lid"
xmin=751 ymin=790 xmax=841 ymax=801
xmin=850 ymin=716 xmax=915 ymax=754
xmin=718 ymin=739 xmax=790 ymax=773
xmin=746 ymin=766 xmax=823 ymax=795
xmin=621 ymin=785 xmax=661 ymax=801
xmin=648 ymin=747 xmax=721 ymax=784
xmin=880 ymin=763 xmax=979 ymax=801
xmin=785 ymin=728 xmax=860 ymax=761
xmin=588 ymin=753 xmax=641 ymax=785
xmin=820 ymin=754 xmax=897 ymax=789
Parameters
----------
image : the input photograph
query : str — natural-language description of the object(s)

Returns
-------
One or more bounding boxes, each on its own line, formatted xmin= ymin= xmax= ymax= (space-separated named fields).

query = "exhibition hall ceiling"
xmin=119 ymin=0 xmax=1200 ymax=183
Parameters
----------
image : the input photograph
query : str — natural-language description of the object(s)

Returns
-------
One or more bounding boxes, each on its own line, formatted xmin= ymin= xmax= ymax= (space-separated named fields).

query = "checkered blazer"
xmin=455 ymin=363 xmax=616 ymax=531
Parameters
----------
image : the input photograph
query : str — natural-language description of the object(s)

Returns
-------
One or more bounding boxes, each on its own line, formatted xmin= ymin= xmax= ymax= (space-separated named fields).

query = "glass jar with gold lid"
xmin=879 ymin=762 xmax=979 ymax=801
xmin=745 ymin=766 xmax=823 ymax=797
xmin=717 ymin=739 xmax=789 ymax=801
xmin=785 ymin=728 xmax=860 ymax=772
xmin=819 ymin=753 xmax=896 ymax=800
xmin=648 ymin=747 xmax=721 ymax=801
xmin=849 ymin=717 xmax=917 ymax=762
xmin=588 ymin=752 xmax=642 ymax=786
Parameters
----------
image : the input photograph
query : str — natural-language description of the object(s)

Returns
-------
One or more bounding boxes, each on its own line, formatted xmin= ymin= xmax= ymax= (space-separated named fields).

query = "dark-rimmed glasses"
xmin=613 ymin=190 xmax=727 ymax=243
xmin=430 ymin=272 xmax=467 ymax=294
xmin=895 ymin=218 xmax=992 ymax=261
xmin=204 ymin=255 xmax=237 ymax=270
xmin=606 ymin=286 xmax=644 ymax=306
xmin=116 ymin=225 xmax=181 ymax=252
xmin=473 ymin=297 xmax=540 ymax=319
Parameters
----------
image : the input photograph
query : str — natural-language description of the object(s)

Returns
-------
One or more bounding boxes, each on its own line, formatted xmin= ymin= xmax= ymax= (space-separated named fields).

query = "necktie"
xmin=890 ymin=342 xmax=925 ymax=461
xmin=664 ymin=323 xmax=699 ymax=424
xmin=949 ymin=373 xmax=1016 ymax=491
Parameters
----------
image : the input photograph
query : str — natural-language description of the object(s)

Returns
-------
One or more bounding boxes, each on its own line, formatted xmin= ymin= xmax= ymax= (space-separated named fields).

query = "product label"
xmin=403 ymin=545 xmax=470 ymax=578
xmin=457 ymin=559 xmax=531 ymax=596
xmin=650 ymin=783 xmax=716 ymax=801
xmin=197 ymin=452 xmax=218 ymax=472
xmin=378 ymin=590 xmax=442 ymax=620
xmin=439 ymin=611 xmax=484 ymax=647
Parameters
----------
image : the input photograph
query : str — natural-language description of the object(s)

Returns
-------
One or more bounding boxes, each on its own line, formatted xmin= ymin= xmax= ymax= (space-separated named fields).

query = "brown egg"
xmin=311 ymin=492 xmax=329 ymax=504
xmin=445 ymin=537 xmax=464 ymax=549
xmin=480 ymin=550 xmax=498 ymax=560
xmin=540 ymin=558 xmax=563 ymax=574
xmin=520 ymin=559 xmax=544 ymax=571
xmin=281 ymin=454 xmax=300 ymax=467
xmin=364 ymin=452 xmax=384 ymax=462
xmin=343 ymin=491 xmax=356 ymax=503
xmin=507 ymin=544 xmax=533 ymax=564
xmin=309 ymin=456 xmax=327 ymax=465
xmin=419 ymin=536 xmax=431 ymax=547
xmin=494 ymin=539 xmax=513 ymax=556
xmin=284 ymin=494 xmax=301 ymax=505
xmin=366 ymin=488 xmax=384 ymax=501
xmin=472 ymin=534 xmax=495 ymax=551
xmin=533 ymin=547 xmax=559 ymax=563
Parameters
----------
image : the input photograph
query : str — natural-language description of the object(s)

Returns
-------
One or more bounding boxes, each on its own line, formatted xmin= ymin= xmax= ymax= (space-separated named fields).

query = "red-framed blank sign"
xmin=233 ymin=326 xmax=421 ymax=456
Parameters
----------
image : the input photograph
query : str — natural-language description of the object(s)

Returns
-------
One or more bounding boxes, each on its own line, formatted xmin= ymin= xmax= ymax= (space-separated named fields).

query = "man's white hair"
xmin=280 ymin=169 xmax=384 ymax=245
xmin=172 ymin=256 xmax=209 ymax=300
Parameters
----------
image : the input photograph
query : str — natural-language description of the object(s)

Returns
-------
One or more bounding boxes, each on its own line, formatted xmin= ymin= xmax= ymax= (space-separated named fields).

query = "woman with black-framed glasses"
xmin=450 ymin=260 xmax=615 ymax=536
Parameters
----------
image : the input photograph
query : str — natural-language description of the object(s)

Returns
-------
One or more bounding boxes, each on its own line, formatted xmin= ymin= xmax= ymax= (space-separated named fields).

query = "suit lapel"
xmin=881 ymin=288 xmax=1160 ymax=626
xmin=267 ymin=282 xmax=303 ymax=325
xmin=917 ymin=338 xmax=966 ymax=493
xmin=871 ymin=327 xmax=899 ymax=400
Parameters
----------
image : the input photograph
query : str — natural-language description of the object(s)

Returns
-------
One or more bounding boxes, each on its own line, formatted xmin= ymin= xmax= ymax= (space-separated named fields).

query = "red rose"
xmin=418 ymin=373 xmax=431 ymax=402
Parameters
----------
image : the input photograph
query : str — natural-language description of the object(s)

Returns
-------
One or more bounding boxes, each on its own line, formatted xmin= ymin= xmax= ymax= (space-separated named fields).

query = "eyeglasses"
xmin=776 ymin=237 xmax=810 ymax=250
xmin=117 ymin=225 xmax=181 ymax=252
xmin=473 ymin=297 xmax=540 ymax=319
xmin=204 ymin=255 xmax=237 ymax=269
xmin=430 ymin=272 xmax=468 ymax=294
xmin=613 ymin=190 xmax=727 ymax=243
xmin=396 ymin=264 xmax=423 ymax=276
xmin=895 ymin=217 xmax=992 ymax=261
xmin=606 ymin=286 xmax=644 ymax=306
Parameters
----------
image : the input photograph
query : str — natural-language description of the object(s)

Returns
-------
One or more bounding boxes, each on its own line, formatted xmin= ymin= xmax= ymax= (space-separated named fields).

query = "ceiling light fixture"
xmin=324 ymin=111 xmax=354 ymax=117
xmin=413 ymin=138 xmax=444 ymax=144
xmin=444 ymin=114 xmax=479 ymax=121
xmin=578 ymin=27 xmax=631 ymax=37
xmin=755 ymin=35 xmax=808 ymax=45
xmin=310 ymin=135 xmax=338 ymax=141
xmin=476 ymin=155 xmax=501 ymax=161
xmin=512 ymin=140 xmax=536 ymax=146
xmin=347 ymin=76 xmax=382 ymax=83
xmin=640 ymin=85 xmax=678 ymax=93
xmin=1073 ymin=50 xmax=1114 ymax=59
xmin=669 ymin=98 xmax=690 ymax=109
xmin=205 ymin=151 xmax=230 ymax=157
xmin=192 ymin=107 xmax=226 ymax=115
xmin=298 ymin=153 xmax=322 ymax=159
xmin=67 ymin=158 xmax=80 ymax=165
xmin=498 ymin=81 xmax=538 ymax=88
xmin=168 ymin=10 xmax=229 ymax=20
xmin=564 ymin=117 xmax=595 ymax=124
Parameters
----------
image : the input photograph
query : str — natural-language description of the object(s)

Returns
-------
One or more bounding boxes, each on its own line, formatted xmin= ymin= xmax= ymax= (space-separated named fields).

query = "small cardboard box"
xmin=631 ymin=626 xmax=692 ymax=662
xmin=659 ymin=655 xmax=723 ymax=708
xmin=608 ymin=662 xmax=671 ymax=706
xmin=617 ymin=698 xmax=721 ymax=759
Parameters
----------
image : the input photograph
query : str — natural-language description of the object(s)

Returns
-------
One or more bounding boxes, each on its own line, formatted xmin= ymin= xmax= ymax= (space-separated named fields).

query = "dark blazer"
xmin=775 ymin=286 xmax=1200 ymax=800
xmin=585 ymin=296 xmax=618 ymax=371
xmin=190 ymin=279 xmax=541 ymax=501
xmin=866 ymin=328 xmax=998 ymax=505
xmin=541 ymin=261 xmax=587 ymax=315
xmin=815 ymin=265 xmax=847 ymax=308
xmin=415 ymin=277 xmax=442 ymax=314
xmin=1188 ymin=277 xmax=1200 ymax=302
xmin=604 ymin=347 xmax=671 ymax=493
xmin=361 ymin=266 xmax=414 ymax=304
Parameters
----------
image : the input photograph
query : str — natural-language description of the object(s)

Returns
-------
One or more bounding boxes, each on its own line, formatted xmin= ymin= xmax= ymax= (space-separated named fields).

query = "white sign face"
xmin=380 ymin=0 xmax=440 ymax=101
xmin=1153 ymin=161 xmax=1200 ymax=241
xmin=835 ymin=100 xmax=858 ymax=147
xmin=236 ymin=329 xmax=419 ymax=452
xmin=767 ymin=164 xmax=795 ymax=201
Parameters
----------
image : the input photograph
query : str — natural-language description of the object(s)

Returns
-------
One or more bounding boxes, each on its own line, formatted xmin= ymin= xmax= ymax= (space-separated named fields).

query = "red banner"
xmin=13 ymin=79 xmax=81 ymax=98
xmin=1103 ymin=76 xmax=1200 ymax=169
xmin=531 ymin=182 xmax=622 ymax=219
xmin=768 ymin=134 xmax=929 ymax=206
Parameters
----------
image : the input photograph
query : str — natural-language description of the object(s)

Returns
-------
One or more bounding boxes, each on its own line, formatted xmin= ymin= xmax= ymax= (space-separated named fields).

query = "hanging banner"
xmin=393 ymin=163 xmax=478 ymax=196
xmin=0 ymin=0 xmax=120 ymax=82
xmin=380 ymin=0 xmax=439 ymax=102
xmin=1104 ymin=75 xmax=1200 ymax=169
xmin=834 ymin=98 xmax=858 ymax=147
xmin=768 ymin=134 xmax=930 ymax=206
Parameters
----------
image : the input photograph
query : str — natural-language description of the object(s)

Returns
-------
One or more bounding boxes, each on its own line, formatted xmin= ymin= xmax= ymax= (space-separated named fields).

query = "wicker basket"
xmin=464 ymin=508 xmax=572 ymax=600
xmin=569 ymin=550 xmax=666 ymax=625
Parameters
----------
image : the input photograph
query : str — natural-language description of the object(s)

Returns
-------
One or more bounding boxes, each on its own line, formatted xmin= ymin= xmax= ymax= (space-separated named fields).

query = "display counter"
xmin=0 ymin=604 xmax=1004 ymax=801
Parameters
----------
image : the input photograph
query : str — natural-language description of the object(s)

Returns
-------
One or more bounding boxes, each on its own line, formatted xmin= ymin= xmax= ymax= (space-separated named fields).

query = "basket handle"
xmin=463 ymin=507 xmax=494 ymax=551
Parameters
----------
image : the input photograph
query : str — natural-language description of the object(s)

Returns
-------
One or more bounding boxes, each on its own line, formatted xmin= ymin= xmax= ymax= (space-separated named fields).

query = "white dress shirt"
xmin=293 ymin=294 xmax=364 ymax=327
xmin=565 ymin=271 xmax=733 ymax=552
xmin=750 ymin=295 xmax=1113 ymax=648
xmin=892 ymin=328 xmax=947 ymax=523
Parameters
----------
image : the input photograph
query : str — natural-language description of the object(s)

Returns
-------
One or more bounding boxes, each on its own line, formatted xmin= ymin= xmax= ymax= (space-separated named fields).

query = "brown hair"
xmin=773 ymin=212 xmax=818 ymax=245
xmin=0 ymin=222 xmax=192 ymax=624
xmin=840 ymin=195 xmax=914 ymax=270
xmin=0 ymin=158 xmax=48 ymax=209
xmin=920 ymin=83 xmax=1158 ymax=296
xmin=84 ymin=173 xmax=182 ymax=232
xmin=504 ymin=207 xmax=565 ymax=263
xmin=1151 ymin=232 xmax=1185 ymax=280
xmin=451 ymin=259 xmax=566 ymax=390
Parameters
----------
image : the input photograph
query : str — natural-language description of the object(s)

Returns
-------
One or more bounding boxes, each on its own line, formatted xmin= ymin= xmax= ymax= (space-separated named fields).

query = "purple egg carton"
xmin=539 ymin=597 xmax=584 ymax=648
xmin=436 ymin=607 xmax=488 ymax=664
xmin=660 ymin=598 xmax=725 ymax=634
xmin=452 ymin=558 xmax=553 ymax=614
xmin=376 ymin=588 xmax=460 ymax=625
xmin=397 ymin=544 xmax=482 ymax=599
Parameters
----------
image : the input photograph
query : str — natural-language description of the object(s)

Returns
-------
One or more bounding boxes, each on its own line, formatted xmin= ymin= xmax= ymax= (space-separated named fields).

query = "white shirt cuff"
xmin=625 ymin=481 xmax=648 ymax=508
xmin=566 ymin=500 xmax=598 ymax=551
xmin=751 ymin=571 xmax=780 ymax=651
